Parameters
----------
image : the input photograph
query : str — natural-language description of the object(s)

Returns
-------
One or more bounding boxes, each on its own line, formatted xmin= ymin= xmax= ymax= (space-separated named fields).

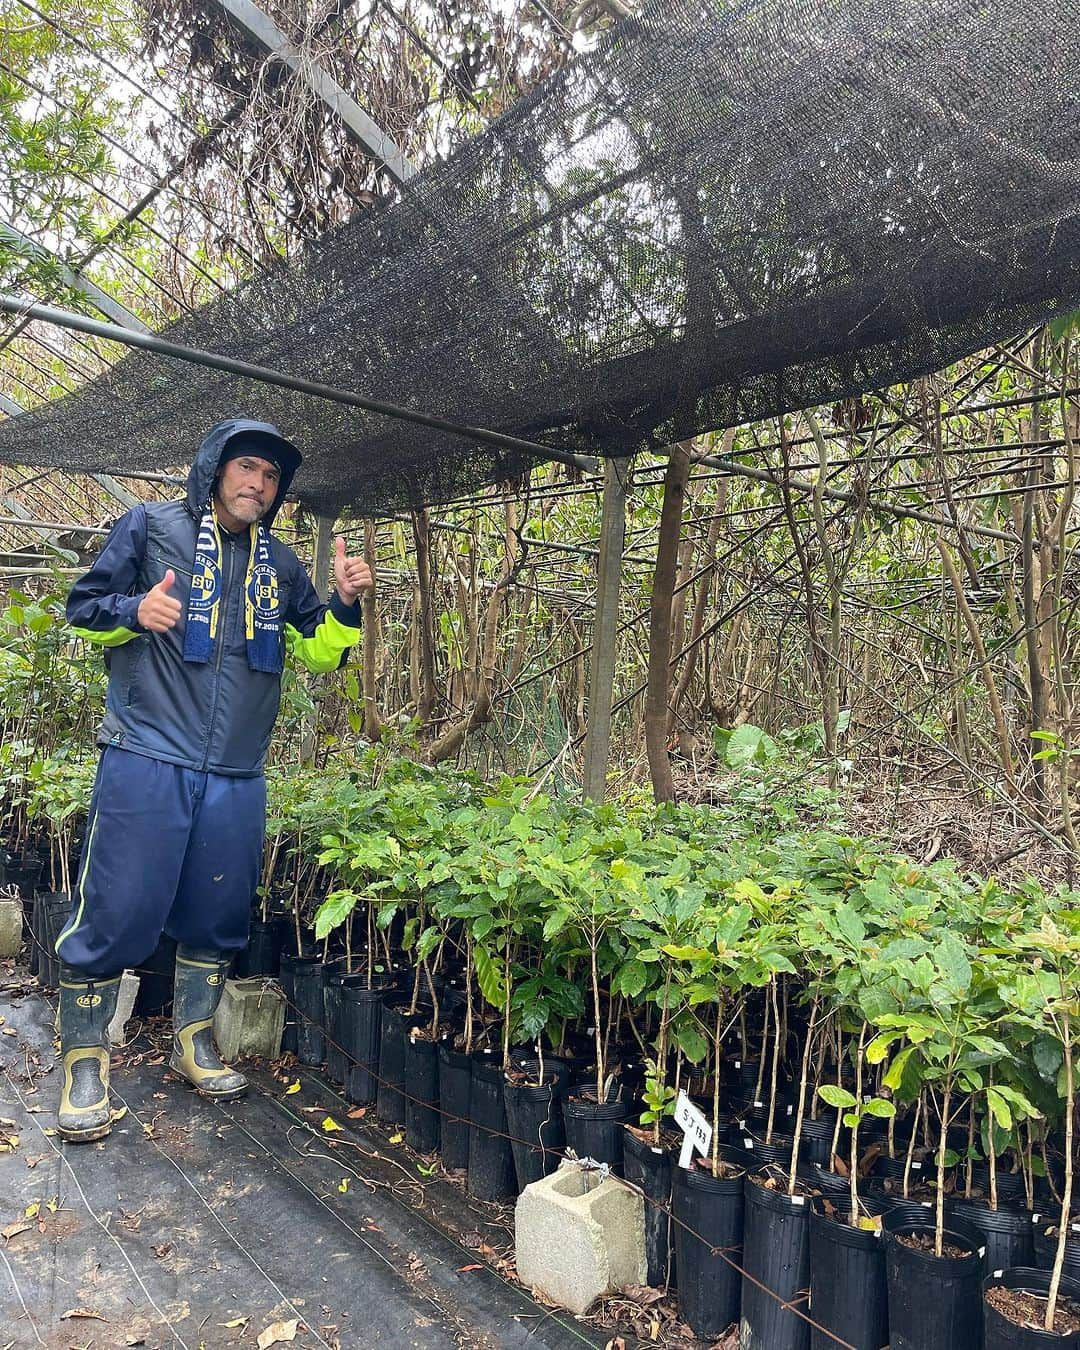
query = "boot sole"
xmin=57 ymin=1120 xmax=112 ymax=1144
xmin=168 ymin=1055 xmax=248 ymax=1102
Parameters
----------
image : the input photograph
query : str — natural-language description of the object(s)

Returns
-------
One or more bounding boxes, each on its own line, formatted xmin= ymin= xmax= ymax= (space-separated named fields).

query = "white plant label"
xmin=675 ymin=1090 xmax=713 ymax=1169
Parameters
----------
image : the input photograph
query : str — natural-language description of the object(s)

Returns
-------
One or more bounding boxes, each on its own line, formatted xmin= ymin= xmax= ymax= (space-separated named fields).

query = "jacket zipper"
xmin=201 ymin=536 xmax=237 ymax=770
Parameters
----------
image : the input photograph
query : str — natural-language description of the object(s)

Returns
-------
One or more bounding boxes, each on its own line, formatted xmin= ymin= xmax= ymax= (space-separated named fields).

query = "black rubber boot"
xmin=57 ymin=967 xmax=120 ymax=1143
xmin=169 ymin=947 xmax=247 ymax=1100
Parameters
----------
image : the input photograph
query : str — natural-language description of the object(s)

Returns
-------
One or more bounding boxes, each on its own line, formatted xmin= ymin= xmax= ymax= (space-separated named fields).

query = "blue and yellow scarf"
xmin=182 ymin=503 xmax=282 ymax=674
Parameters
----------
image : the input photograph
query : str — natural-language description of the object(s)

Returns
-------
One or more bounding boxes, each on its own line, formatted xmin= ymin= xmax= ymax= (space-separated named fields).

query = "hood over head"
xmin=186 ymin=419 xmax=302 ymax=527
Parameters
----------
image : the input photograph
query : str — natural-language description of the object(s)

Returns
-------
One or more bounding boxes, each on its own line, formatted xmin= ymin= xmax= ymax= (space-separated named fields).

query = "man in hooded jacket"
xmin=57 ymin=419 xmax=373 ymax=1142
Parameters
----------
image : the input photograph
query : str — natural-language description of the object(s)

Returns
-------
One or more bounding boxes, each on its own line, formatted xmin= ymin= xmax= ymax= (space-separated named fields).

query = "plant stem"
xmin=787 ymin=995 xmax=818 ymax=1196
xmin=765 ymin=979 xmax=781 ymax=1144
xmin=935 ymin=1083 xmax=952 ymax=1259
xmin=1047 ymin=1007 xmax=1073 ymax=1331
xmin=850 ymin=1021 xmax=866 ymax=1224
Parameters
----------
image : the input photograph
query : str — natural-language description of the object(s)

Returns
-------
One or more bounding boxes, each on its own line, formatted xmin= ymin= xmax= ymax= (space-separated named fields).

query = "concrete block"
xmin=0 ymin=895 xmax=21 ymax=958
xmin=107 ymin=971 xmax=141 ymax=1046
xmin=515 ymin=1163 xmax=646 ymax=1313
xmin=214 ymin=978 xmax=285 ymax=1062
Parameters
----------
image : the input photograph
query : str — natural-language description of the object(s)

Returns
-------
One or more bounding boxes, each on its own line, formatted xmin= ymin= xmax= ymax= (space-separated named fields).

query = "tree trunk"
xmin=361 ymin=519 xmax=383 ymax=741
xmin=645 ymin=440 xmax=692 ymax=801
xmin=411 ymin=507 xmax=438 ymax=727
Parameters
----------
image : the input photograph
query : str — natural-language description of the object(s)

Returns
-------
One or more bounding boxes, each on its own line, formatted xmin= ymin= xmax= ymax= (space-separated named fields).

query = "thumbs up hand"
xmin=333 ymin=535 xmax=373 ymax=605
xmin=137 ymin=568 xmax=183 ymax=632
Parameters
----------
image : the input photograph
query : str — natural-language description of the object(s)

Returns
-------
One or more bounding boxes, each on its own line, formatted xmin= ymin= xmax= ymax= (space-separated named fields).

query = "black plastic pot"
xmin=376 ymin=1002 xmax=409 ymax=1127
xmin=290 ymin=957 xmax=326 ymax=1066
xmin=871 ymin=1152 xmax=930 ymax=1189
xmin=623 ymin=1130 xmax=673 ymax=1288
xmin=949 ymin=1194 xmax=1035 ymax=1273
xmin=740 ymin=1174 xmax=812 ymax=1350
xmin=404 ymin=1032 xmax=441 ymax=1155
xmin=28 ymin=891 xmax=42 ymax=977
xmin=883 ymin=1208 xmax=985 ymax=1350
xmin=504 ymin=1079 xmax=566 ymax=1192
xmin=562 ymin=1095 xmax=630 ymax=1175
xmin=341 ymin=983 xmax=382 ymax=1105
xmin=38 ymin=892 xmax=71 ymax=989
xmin=799 ymin=1115 xmax=839 ymax=1168
xmin=983 ymin=1267 xmax=1080 ymax=1348
xmin=739 ymin=1128 xmax=795 ymax=1169
xmin=321 ymin=961 xmax=351 ymax=1083
xmin=1033 ymin=1221 xmax=1080 ymax=1285
xmin=133 ymin=933 xmax=177 ymax=1016
xmin=437 ymin=1044 xmax=472 ymax=1170
xmin=798 ymin=1162 xmax=851 ymax=1197
xmin=234 ymin=916 xmax=287 ymax=978
xmin=671 ymin=1152 xmax=747 ymax=1340
xmin=468 ymin=1051 xmax=517 ymax=1202
xmin=278 ymin=951 xmax=317 ymax=1055
xmin=809 ymin=1192 xmax=891 ymax=1350
xmin=971 ymin=1162 xmax=1027 ymax=1206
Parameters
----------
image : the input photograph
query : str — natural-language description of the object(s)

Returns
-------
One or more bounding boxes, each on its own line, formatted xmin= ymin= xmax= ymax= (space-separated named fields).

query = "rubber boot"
xmin=169 ymin=947 xmax=247 ymax=1100
xmin=57 ymin=967 xmax=120 ymax=1143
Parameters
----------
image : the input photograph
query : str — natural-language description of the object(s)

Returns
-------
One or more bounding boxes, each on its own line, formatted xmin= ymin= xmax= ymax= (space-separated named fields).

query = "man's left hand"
xmin=333 ymin=535 xmax=374 ymax=604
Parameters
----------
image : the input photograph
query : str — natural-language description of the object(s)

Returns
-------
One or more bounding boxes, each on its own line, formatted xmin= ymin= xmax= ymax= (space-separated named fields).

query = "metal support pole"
xmin=0 ymin=296 xmax=597 ymax=475
xmin=582 ymin=456 xmax=629 ymax=802
xmin=310 ymin=513 xmax=334 ymax=599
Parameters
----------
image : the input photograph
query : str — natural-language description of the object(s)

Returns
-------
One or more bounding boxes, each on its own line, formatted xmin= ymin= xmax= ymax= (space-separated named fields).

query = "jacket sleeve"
xmin=66 ymin=506 xmax=149 ymax=646
xmin=283 ymin=559 xmax=362 ymax=674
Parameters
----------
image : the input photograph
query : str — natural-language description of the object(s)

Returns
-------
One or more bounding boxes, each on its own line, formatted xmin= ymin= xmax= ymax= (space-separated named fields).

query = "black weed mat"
xmin=0 ymin=972 xmax=614 ymax=1350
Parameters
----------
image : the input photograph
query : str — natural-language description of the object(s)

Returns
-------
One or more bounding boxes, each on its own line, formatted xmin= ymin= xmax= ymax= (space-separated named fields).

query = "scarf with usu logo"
xmin=182 ymin=502 xmax=282 ymax=674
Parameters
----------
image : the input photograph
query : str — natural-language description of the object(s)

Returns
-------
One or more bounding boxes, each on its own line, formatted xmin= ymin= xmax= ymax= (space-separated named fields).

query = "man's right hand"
xmin=137 ymin=569 xmax=182 ymax=633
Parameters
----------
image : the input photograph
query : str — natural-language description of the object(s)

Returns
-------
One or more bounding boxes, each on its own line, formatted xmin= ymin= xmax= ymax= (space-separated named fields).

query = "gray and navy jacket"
xmin=66 ymin=420 xmax=361 ymax=777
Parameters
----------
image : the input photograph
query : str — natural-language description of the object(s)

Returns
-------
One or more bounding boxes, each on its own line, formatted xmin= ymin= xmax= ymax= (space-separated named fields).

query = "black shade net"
xmin=3 ymin=0 xmax=1080 ymax=516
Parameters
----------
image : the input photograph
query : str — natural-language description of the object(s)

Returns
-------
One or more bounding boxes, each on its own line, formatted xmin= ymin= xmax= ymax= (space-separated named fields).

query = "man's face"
xmin=215 ymin=453 xmax=281 ymax=528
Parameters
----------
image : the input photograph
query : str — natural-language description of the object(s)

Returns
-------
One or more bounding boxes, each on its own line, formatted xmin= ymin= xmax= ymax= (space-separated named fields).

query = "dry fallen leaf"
xmin=24 ymin=1153 xmax=48 ymax=1168
xmin=221 ymin=1317 xmax=249 ymax=1329
xmin=458 ymin=1264 xmax=482 ymax=1273
xmin=1 ymin=1027 xmax=17 ymax=1037
xmin=2 ymin=1221 xmax=33 ymax=1241
xmin=256 ymin=1317 xmax=298 ymax=1348
xmin=346 ymin=1107 xmax=366 ymax=1119
xmin=60 ymin=1308 xmax=107 ymax=1321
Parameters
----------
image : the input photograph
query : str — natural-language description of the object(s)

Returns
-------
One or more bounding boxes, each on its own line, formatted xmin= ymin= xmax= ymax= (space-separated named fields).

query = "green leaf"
xmin=882 ymin=1044 xmax=917 ymax=1091
xmin=618 ymin=960 xmax=648 ymax=999
xmin=473 ymin=944 xmax=505 ymax=1009
xmin=985 ymin=1087 xmax=1012 ymax=1130
xmin=673 ymin=1022 xmax=708 ymax=1064
xmin=818 ymin=1084 xmax=857 ymax=1110
xmin=935 ymin=934 xmax=972 ymax=995
xmin=314 ymin=891 xmax=357 ymax=940
xmin=863 ymin=1098 xmax=896 ymax=1119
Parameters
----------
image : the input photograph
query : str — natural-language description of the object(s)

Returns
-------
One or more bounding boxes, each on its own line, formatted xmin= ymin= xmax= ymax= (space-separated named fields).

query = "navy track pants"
xmin=56 ymin=747 xmax=265 ymax=979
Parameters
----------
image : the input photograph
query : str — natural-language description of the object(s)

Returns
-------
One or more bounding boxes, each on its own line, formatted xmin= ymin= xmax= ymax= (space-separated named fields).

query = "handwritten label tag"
xmin=675 ymin=1090 xmax=713 ymax=1170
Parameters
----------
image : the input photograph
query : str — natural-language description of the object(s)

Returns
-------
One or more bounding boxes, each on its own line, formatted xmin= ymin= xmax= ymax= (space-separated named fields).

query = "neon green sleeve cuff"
xmin=286 ymin=611 xmax=361 ymax=674
xmin=71 ymin=625 xmax=140 ymax=647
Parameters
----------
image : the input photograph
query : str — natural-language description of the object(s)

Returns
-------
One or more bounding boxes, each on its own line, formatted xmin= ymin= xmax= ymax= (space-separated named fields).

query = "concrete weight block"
xmin=0 ymin=895 xmax=20 ymax=958
xmin=214 ymin=978 xmax=285 ymax=1062
xmin=515 ymin=1162 xmax=646 ymax=1313
xmin=107 ymin=971 xmax=141 ymax=1045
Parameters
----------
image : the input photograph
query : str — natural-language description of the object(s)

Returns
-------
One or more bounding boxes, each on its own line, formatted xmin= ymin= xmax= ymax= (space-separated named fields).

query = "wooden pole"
xmin=311 ymin=512 xmax=333 ymax=598
xmin=583 ymin=456 xmax=629 ymax=802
